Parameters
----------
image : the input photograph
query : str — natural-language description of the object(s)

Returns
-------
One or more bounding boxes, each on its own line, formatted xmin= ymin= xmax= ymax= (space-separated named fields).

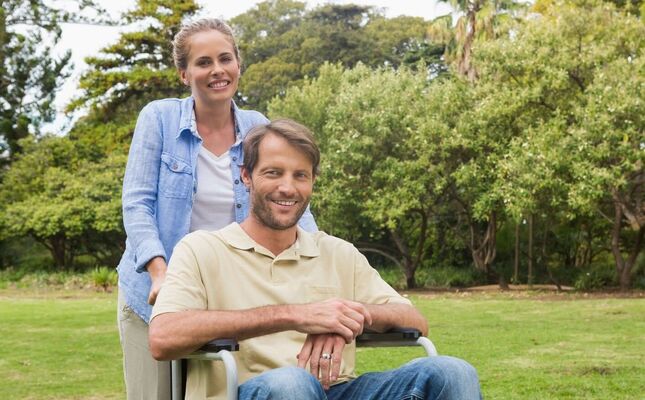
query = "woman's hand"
xmin=146 ymin=257 xmax=167 ymax=305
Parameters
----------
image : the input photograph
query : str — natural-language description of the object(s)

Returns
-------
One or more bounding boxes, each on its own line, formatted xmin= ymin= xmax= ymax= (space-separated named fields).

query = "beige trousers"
xmin=118 ymin=290 xmax=171 ymax=400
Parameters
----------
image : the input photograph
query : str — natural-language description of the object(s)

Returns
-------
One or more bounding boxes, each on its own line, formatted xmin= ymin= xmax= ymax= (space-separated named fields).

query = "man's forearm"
xmin=149 ymin=305 xmax=295 ymax=360
xmin=149 ymin=298 xmax=372 ymax=360
xmin=364 ymin=303 xmax=428 ymax=336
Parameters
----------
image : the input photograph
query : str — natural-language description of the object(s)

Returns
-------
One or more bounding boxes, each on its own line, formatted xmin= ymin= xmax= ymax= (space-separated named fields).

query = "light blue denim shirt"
xmin=117 ymin=96 xmax=317 ymax=322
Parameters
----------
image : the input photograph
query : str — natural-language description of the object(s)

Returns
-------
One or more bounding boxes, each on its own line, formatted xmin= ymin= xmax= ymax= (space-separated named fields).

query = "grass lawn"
xmin=1 ymin=289 xmax=643 ymax=399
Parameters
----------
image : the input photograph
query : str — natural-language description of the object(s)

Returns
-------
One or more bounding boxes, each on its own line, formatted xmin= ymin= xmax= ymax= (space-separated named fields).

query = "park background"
xmin=0 ymin=0 xmax=643 ymax=398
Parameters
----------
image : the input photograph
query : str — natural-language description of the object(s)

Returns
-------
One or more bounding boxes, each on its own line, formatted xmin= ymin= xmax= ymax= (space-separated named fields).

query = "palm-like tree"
xmin=428 ymin=0 xmax=527 ymax=80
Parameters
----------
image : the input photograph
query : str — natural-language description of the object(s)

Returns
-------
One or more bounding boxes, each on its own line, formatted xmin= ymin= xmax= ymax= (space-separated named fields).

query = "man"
xmin=149 ymin=119 xmax=481 ymax=399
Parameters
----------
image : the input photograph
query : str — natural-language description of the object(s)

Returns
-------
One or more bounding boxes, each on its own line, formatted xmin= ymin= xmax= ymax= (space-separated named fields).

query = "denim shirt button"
xmin=234 ymin=179 xmax=239 ymax=184
xmin=232 ymin=156 xmax=237 ymax=162
xmin=172 ymin=163 xmax=178 ymax=170
xmin=236 ymin=203 xmax=241 ymax=208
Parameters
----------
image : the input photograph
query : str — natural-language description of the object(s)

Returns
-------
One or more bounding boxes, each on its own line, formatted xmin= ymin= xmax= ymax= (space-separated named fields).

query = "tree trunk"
xmin=541 ymin=224 xmax=562 ymax=291
xmin=0 ymin=5 xmax=6 ymax=74
xmin=389 ymin=229 xmax=417 ymax=290
xmin=498 ymin=274 xmax=509 ymax=290
xmin=469 ymin=211 xmax=499 ymax=285
xmin=50 ymin=236 xmax=67 ymax=269
xmin=388 ymin=210 xmax=431 ymax=290
xmin=528 ymin=214 xmax=534 ymax=289
xmin=513 ymin=221 xmax=520 ymax=284
xmin=458 ymin=2 xmax=480 ymax=81
xmin=611 ymin=203 xmax=644 ymax=291
xmin=405 ymin=268 xmax=417 ymax=290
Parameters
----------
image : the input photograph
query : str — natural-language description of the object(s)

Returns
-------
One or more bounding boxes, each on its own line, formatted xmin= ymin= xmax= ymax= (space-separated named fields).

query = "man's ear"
xmin=240 ymin=166 xmax=251 ymax=187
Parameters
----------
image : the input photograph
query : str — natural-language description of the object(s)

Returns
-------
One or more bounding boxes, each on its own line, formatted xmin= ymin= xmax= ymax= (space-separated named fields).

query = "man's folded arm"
xmin=149 ymin=297 xmax=373 ymax=361
xmin=364 ymin=303 xmax=428 ymax=336
xmin=149 ymin=305 xmax=294 ymax=361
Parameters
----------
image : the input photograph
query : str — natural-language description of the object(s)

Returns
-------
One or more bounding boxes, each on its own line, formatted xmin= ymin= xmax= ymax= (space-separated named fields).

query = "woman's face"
xmin=180 ymin=29 xmax=240 ymax=106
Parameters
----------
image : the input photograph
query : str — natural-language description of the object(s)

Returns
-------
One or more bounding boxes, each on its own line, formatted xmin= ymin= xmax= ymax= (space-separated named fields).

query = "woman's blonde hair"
xmin=172 ymin=18 xmax=240 ymax=70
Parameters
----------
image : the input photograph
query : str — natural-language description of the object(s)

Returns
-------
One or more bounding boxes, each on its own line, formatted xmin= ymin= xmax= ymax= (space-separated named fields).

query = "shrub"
xmin=574 ymin=264 xmax=616 ymax=291
xmin=90 ymin=266 xmax=118 ymax=291
xmin=376 ymin=267 xmax=407 ymax=290
xmin=424 ymin=266 xmax=479 ymax=288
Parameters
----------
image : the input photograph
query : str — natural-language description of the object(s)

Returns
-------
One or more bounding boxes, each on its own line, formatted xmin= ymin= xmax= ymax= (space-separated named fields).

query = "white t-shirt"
xmin=189 ymin=147 xmax=236 ymax=232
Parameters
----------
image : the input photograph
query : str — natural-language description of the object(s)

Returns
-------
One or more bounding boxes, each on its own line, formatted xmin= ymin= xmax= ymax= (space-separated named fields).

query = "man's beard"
xmin=251 ymin=191 xmax=310 ymax=230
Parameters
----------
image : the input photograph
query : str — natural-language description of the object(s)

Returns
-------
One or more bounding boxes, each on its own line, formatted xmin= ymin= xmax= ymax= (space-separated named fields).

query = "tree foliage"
xmin=0 ymin=0 xmax=98 ymax=163
xmin=68 ymin=0 xmax=200 ymax=120
xmin=270 ymin=64 xmax=470 ymax=288
xmin=0 ymin=135 xmax=125 ymax=268
xmin=1 ymin=0 xmax=641 ymax=291
xmin=270 ymin=0 xmax=643 ymax=290
xmin=231 ymin=0 xmax=433 ymax=111
xmin=1 ymin=0 xmax=199 ymax=269
xmin=474 ymin=0 xmax=644 ymax=288
xmin=428 ymin=0 xmax=527 ymax=80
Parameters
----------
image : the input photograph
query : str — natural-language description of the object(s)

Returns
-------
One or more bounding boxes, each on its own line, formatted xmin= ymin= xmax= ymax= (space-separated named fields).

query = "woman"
xmin=116 ymin=18 xmax=317 ymax=399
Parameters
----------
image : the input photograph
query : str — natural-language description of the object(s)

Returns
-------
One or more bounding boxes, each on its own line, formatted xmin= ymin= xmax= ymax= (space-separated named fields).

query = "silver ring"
xmin=321 ymin=353 xmax=332 ymax=360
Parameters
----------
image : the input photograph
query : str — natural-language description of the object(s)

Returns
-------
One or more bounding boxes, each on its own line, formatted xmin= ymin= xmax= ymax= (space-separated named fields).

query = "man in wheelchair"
xmin=149 ymin=119 xmax=481 ymax=399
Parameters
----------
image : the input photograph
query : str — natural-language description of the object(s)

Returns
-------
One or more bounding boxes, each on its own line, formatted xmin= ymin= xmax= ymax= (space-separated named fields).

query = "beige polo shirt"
xmin=152 ymin=223 xmax=411 ymax=400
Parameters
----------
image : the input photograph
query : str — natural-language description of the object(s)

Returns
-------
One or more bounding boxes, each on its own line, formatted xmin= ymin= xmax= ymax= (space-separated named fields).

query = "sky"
xmin=49 ymin=0 xmax=452 ymax=132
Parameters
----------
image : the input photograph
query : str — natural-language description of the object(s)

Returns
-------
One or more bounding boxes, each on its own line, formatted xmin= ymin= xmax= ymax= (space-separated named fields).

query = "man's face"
xmin=242 ymin=133 xmax=314 ymax=230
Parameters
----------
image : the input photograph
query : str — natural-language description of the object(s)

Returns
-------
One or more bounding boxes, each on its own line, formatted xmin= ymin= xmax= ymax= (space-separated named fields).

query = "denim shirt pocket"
xmin=159 ymin=152 xmax=193 ymax=199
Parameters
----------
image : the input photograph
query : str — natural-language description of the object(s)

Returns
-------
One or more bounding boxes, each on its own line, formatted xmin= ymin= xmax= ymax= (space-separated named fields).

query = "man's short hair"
xmin=243 ymin=119 xmax=321 ymax=177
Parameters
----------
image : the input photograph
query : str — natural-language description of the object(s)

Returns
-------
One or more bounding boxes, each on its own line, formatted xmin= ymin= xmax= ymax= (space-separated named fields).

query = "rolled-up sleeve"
xmin=122 ymin=103 xmax=167 ymax=273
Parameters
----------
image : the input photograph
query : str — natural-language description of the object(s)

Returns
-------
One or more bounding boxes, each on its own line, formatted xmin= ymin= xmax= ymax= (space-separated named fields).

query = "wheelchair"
xmin=170 ymin=328 xmax=438 ymax=400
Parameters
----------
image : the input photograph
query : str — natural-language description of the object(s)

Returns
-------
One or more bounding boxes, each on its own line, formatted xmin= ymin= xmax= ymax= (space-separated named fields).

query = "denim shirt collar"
xmin=175 ymin=97 xmax=242 ymax=141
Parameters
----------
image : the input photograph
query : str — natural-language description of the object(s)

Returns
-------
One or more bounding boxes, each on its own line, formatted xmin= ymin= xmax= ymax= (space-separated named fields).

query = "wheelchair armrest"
xmin=356 ymin=327 xmax=421 ymax=347
xmin=356 ymin=328 xmax=438 ymax=356
xmin=198 ymin=338 xmax=239 ymax=353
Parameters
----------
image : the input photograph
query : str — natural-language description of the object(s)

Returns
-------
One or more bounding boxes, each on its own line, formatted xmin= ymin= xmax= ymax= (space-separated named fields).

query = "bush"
xmin=0 ymin=268 xmax=117 ymax=291
xmin=424 ymin=266 xmax=479 ymax=288
xmin=376 ymin=267 xmax=406 ymax=290
xmin=90 ymin=266 xmax=118 ymax=291
xmin=574 ymin=264 xmax=616 ymax=291
xmin=376 ymin=265 xmax=481 ymax=290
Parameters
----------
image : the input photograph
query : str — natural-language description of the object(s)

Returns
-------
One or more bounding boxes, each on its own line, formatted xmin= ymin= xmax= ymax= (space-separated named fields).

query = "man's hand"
xmin=294 ymin=298 xmax=372 ymax=343
xmin=297 ymin=334 xmax=346 ymax=390
xmin=146 ymin=257 xmax=167 ymax=305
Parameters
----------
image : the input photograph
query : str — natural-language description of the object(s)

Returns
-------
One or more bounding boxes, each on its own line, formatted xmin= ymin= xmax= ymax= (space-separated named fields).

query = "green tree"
xmin=271 ymin=64 xmax=464 ymax=288
xmin=0 ymin=136 xmax=125 ymax=268
xmin=571 ymin=55 xmax=644 ymax=290
xmin=1 ymin=0 xmax=199 ymax=270
xmin=69 ymin=0 xmax=200 ymax=120
xmin=475 ymin=0 xmax=644 ymax=289
xmin=232 ymin=0 xmax=431 ymax=111
xmin=428 ymin=0 xmax=527 ymax=80
xmin=0 ymin=0 xmax=97 ymax=163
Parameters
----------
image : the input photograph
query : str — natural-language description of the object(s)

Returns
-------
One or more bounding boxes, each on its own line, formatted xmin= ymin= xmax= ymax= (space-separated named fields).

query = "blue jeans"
xmin=238 ymin=356 xmax=482 ymax=400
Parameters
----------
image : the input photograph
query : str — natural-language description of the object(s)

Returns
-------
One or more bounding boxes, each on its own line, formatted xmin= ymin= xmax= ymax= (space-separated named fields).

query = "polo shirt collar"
xmin=221 ymin=223 xmax=320 ymax=259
